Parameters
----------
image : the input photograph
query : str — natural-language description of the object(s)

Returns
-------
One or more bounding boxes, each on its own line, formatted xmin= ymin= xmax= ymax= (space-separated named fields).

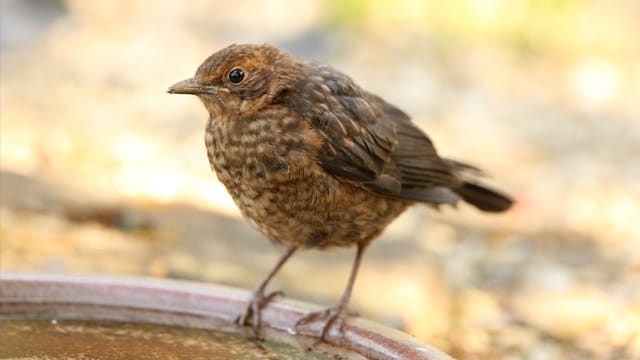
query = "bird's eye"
xmin=228 ymin=68 xmax=245 ymax=84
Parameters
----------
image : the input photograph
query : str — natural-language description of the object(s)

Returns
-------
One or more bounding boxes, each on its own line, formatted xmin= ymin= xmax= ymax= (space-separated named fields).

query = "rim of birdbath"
xmin=0 ymin=273 xmax=454 ymax=360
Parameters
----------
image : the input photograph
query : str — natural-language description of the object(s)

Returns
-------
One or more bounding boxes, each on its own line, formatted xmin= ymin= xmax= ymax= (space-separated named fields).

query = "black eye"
xmin=228 ymin=68 xmax=245 ymax=84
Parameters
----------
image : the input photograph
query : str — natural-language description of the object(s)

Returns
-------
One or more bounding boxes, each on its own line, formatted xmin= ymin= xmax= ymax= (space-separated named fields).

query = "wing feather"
xmin=297 ymin=63 xmax=511 ymax=210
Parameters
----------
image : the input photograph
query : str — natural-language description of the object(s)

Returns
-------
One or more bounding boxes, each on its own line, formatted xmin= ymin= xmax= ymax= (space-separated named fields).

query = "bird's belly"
xmin=212 ymin=153 xmax=408 ymax=248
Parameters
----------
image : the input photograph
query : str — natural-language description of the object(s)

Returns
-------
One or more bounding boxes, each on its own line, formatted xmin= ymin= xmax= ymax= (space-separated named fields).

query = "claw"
xmin=235 ymin=289 xmax=285 ymax=337
xmin=294 ymin=307 xmax=347 ymax=345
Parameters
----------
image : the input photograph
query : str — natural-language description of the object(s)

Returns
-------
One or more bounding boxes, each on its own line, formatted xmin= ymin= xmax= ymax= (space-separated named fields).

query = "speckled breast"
xmin=204 ymin=111 xmax=409 ymax=249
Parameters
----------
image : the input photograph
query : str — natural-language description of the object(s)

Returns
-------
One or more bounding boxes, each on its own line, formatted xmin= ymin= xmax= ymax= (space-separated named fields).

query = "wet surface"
xmin=0 ymin=320 xmax=335 ymax=360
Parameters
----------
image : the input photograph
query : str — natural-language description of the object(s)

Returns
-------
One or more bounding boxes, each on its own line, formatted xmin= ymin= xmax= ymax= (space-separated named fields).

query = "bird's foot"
xmin=294 ymin=306 xmax=351 ymax=346
xmin=235 ymin=289 xmax=284 ymax=338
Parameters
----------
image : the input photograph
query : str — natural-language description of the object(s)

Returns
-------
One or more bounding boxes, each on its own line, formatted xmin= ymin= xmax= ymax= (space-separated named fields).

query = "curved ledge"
xmin=0 ymin=273 xmax=454 ymax=360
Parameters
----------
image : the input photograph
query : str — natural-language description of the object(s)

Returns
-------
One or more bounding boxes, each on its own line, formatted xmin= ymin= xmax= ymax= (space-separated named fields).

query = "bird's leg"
xmin=295 ymin=242 xmax=368 ymax=344
xmin=236 ymin=245 xmax=298 ymax=336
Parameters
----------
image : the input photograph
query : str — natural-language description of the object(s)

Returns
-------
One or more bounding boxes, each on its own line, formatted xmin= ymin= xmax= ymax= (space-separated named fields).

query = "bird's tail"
xmin=456 ymin=181 xmax=513 ymax=212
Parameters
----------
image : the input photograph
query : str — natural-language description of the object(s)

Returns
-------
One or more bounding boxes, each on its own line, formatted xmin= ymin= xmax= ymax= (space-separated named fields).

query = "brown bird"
xmin=168 ymin=44 xmax=513 ymax=342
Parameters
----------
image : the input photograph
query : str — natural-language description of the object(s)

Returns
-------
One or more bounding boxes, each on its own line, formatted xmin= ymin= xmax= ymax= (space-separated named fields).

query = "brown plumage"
xmin=168 ymin=43 xmax=513 ymax=343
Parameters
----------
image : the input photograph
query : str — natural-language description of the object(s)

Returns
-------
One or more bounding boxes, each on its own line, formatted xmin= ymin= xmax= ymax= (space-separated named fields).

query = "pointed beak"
xmin=168 ymin=77 xmax=207 ymax=95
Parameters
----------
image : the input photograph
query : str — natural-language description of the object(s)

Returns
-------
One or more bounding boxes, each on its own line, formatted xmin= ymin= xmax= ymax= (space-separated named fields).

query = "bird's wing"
xmin=306 ymin=65 xmax=461 ymax=204
xmin=367 ymin=93 xmax=463 ymax=203
xmin=370 ymin=94 xmax=513 ymax=210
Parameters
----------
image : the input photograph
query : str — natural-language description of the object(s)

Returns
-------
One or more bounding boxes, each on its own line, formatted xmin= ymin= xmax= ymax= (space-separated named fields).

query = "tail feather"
xmin=456 ymin=182 xmax=513 ymax=212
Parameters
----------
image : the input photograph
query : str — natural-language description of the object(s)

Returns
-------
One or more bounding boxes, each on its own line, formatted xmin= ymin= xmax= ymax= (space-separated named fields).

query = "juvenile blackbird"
xmin=168 ymin=44 xmax=513 ymax=342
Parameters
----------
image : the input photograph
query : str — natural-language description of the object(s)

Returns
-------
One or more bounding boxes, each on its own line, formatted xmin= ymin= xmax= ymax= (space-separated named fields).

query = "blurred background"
xmin=1 ymin=0 xmax=639 ymax=358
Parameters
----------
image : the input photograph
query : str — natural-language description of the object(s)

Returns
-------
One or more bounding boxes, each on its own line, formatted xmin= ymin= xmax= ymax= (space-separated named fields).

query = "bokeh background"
xmin=2 ymin=0 xmax=639 ymax=358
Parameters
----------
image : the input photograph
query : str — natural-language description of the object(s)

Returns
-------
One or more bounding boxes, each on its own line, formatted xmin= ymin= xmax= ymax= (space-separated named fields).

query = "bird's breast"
xmin=205 ymin=113 xmax=323 ymax=218
xmin=205 ymin=112 xmax=320 ymax=183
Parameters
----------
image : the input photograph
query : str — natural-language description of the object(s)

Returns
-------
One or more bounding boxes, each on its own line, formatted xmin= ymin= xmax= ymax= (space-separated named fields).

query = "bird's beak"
xmin=168 ymin=77 xmax=212 ymax=95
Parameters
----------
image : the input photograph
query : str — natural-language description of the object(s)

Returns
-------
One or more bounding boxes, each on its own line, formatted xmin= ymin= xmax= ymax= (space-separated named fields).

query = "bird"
xmin=168 ymin=43 xmax=513 ymax=343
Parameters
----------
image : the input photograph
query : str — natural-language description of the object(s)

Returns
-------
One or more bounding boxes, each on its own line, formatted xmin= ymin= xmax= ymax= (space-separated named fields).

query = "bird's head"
xmin=168 ymin=44 xmax=300 ymax=117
